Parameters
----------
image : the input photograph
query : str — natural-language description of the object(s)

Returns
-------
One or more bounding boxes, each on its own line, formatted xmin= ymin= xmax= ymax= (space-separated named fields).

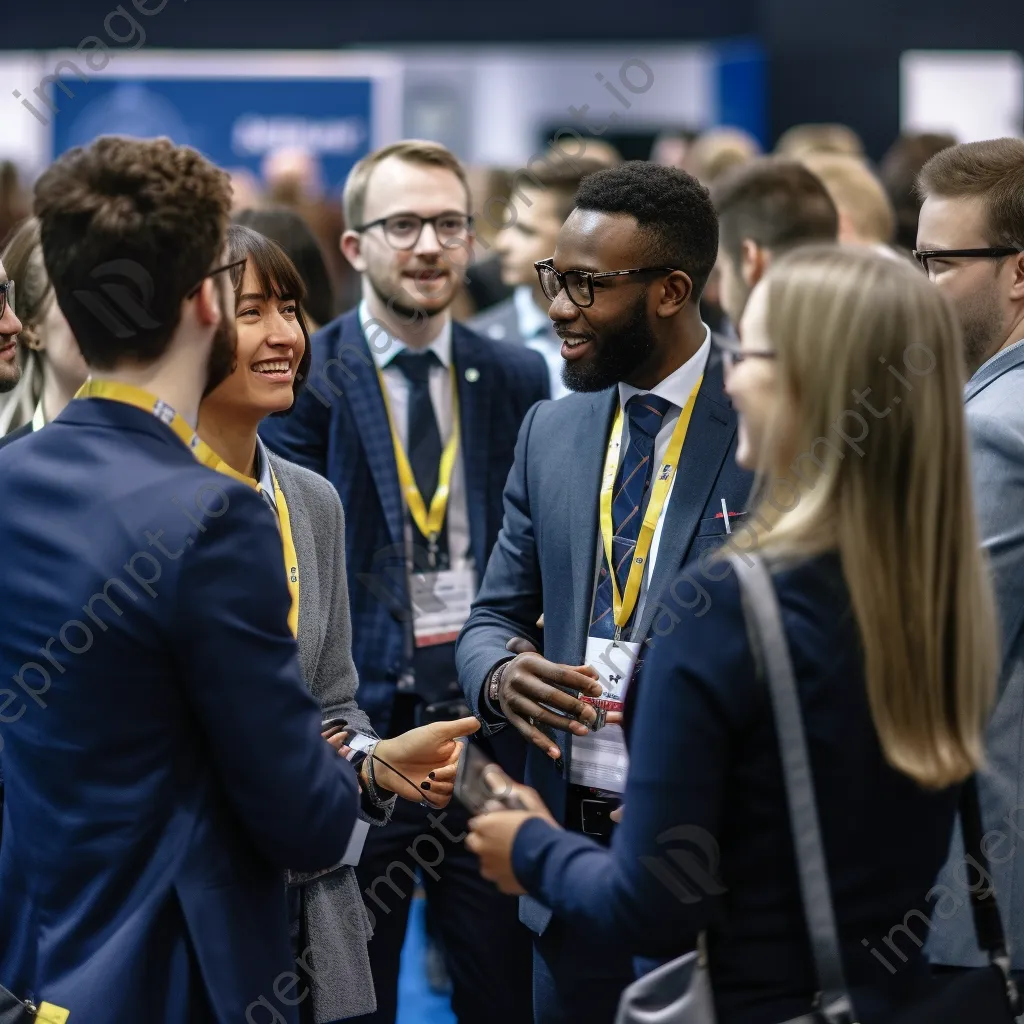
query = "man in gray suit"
xmin=917 ymin=138 xmax=1024 ymax=977
xmin=469 ymin=155 xmax=607 ymax=399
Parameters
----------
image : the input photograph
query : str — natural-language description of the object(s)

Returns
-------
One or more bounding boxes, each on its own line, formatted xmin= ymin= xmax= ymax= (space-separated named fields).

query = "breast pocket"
xmin=696 ymin=511 xmax=748 ymax=538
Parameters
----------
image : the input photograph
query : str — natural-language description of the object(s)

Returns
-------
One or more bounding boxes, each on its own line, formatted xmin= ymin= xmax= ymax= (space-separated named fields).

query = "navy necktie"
xmin=590 ymin=393 xmax=674 ymax=639
xmin=391 ymin=349 xmax=450 ymax=571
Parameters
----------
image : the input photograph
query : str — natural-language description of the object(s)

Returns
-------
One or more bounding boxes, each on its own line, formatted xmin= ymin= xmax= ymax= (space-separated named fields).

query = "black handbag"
xmin=0 ymin=983 xmax=35 ymax=1023
xmin=728 ymin=552 xmax=1021 ymax=1024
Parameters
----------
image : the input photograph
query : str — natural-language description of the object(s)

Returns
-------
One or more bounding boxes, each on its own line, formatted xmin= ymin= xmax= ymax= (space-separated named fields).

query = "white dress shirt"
xmin=360 ymin=301 xmax=473 ymax=572
xmin=612 ymin=324 xmax=712 ymax=632
xmin=513 ymin=285 xmax=571 ymax=400
xmin=254 ymin=435 xmax=277 ymax=511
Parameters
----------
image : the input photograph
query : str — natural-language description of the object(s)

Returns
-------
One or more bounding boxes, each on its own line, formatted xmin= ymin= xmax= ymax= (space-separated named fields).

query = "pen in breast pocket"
xmin=721 ymin=498 xmax=732 ymax=534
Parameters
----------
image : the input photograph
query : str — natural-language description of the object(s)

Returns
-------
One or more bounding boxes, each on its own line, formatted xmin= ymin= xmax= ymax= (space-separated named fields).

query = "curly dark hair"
xmin=33 ymin=136 xmax=232 ymax=370
xmin=572 ymin=161 xmax=719 ymax=298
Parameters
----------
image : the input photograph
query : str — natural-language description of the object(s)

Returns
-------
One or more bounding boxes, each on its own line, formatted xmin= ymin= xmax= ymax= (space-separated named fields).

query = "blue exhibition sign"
xmin=50 ymin=76 xmax=374 ymax=189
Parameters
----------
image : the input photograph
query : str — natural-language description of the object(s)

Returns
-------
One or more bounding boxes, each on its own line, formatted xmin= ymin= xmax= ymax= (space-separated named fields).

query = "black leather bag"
xmin=0 ymin=983 xmax=35 ymax=1023
xmin=729 ymin=552 xmax=1021 ymax=1024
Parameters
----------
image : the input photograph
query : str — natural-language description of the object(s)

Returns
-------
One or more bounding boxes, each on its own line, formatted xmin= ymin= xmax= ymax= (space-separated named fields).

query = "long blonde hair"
xmin=746 ymin=244 xmax=997 ymax=789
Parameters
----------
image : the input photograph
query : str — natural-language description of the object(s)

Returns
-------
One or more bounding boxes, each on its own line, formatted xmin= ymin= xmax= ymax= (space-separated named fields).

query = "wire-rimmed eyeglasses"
xmin=715 ymin=333 xmax=776 ymax=371
xmin=534 ymin=258 xmax=679 ymax=309
xmin=186 ymin=257 xmax=248 ymax=299
xmin=355 ymin=212 xmax=473 ymax=251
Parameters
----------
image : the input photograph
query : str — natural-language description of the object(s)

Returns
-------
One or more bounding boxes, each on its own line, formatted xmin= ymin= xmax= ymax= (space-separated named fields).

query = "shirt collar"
xmin=254 ymin=436 xmax=277 ymax=508
xmin=360 ymin=299 xmax=453 ymax=370
xmin=617 ymin=323 xmax=712 ymax=412
xmin=513 ymin=285 xmax=552 ymax=340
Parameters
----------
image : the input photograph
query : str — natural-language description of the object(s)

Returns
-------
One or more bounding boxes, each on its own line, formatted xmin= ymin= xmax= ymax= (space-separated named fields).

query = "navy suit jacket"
xmin=0 ymin=399 xmax=359 ymax=1024
xmin=455 ymin=347 xmax=754 ymax=935
xmin=259 ymin=310 xmax=550 ymax=736
xmin=510 ymin=554 xmax=959 ymax=1024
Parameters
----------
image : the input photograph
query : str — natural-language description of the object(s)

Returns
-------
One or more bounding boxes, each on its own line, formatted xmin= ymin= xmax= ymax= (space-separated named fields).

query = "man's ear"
xmin=193 ymin=278 xmax=221 ymax=328
xmin=341 ymin=230 xmax=367 ymax=272
xmin=1009 ymin=252 xmax=1024 ymax=304
xmin=656 ymin=269 xmax=693 ymax=317
xmin=740 ymin=239 xmax=768 ymax=289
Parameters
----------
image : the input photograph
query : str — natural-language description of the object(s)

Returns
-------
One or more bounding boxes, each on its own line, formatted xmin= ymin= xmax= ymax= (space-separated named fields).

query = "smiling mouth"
xmin=557 ymin=333 xmax=593 ymax=349
xmin=251 ymin=358 xmax=292 ymax=378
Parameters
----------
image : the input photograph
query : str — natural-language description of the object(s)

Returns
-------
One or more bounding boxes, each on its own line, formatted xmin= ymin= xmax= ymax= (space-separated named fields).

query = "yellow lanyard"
xmin=599 ymin=378 xmax=702 ymax=639
xmin=74 ymin=379 xmax=300 ymax=637
xmin=376 ymin=359 xmax=459 ymax=568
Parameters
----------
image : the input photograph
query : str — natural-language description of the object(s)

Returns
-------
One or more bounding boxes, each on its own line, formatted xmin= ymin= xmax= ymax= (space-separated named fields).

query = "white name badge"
xmin=410 ymin=567 xmax=476 ymax=648
xmin=568 ymin=635 xmax=641 ymax=793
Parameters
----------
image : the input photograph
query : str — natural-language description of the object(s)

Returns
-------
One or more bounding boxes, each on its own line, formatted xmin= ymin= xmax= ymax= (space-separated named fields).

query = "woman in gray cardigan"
xmin=196 ymin=225 xmax=480 ymax=1022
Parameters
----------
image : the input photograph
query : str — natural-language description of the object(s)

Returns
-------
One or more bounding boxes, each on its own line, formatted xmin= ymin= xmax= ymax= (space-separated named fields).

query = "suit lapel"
xmin=569 ymin=390 xmax=619 ymax=654
xmin=452 ymin=326 xmax=490 ymax=571
xmin=339 ymin=318 xmax=404 ymax=548
xmin=636 ymin=353 xmax=736 ymax=639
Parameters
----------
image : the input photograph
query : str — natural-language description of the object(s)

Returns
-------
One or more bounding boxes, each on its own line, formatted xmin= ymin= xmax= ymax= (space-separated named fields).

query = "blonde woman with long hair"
xmin=466 ymin=245 xmax=998 ymax=1024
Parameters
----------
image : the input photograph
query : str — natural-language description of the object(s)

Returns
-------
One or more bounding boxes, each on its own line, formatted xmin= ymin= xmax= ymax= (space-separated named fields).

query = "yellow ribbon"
xmin=376 ymin=360 xmax=459 ymax=560
xmin=599 ymin=378 xmax=702 ymax=638
xmin=74 ymin=379 xmax=299 ymax=637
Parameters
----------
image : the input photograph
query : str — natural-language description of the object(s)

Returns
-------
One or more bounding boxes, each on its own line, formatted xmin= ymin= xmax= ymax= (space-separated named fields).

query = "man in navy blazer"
xmin=456 ymin=162 xmax=756 ymax=1023
xmin=260 ymin=140 xmax=548 ymax=1024
xmin=0 ymin=137 xmax=360 ymax=1024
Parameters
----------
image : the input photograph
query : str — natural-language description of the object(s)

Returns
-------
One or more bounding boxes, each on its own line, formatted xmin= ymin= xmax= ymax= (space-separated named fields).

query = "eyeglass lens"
xmin=538 ymin=265 xmax=592 ymax=306
xmin=383 ymin=214 xmax=471 ymax=250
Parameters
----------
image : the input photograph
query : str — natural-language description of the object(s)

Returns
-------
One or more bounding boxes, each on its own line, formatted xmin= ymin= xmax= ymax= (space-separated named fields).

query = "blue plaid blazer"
xmin=259 ymin=310 xmax=550 ymax=734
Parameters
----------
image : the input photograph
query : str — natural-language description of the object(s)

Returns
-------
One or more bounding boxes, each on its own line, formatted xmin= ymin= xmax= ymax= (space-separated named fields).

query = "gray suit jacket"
xmin=928 ymin=340 xmax=1024 ymax=970
xmin=270 ymin=451 xmax=395 ymax=1022
xmin=468 ymin=295 xmax=523 ymax=343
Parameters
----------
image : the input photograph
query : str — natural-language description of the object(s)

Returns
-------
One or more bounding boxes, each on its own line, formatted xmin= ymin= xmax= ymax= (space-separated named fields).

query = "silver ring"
xmin=527 ymin=716 xmax=535 ymax=727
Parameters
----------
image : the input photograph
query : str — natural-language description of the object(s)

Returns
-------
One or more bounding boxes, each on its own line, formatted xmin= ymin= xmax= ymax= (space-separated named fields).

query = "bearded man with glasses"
xmin=259 ymin=139 xmax=549 ymax=1024
xmin=456 ymin=160 xmax=754 ymax=1024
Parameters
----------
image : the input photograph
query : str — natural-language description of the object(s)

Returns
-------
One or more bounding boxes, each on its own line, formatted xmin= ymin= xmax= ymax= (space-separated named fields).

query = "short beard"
xmin=0 ymin=365 xmax=20 ymax=394
xmin=562 ymin=295 xmax=657 ymax=393
xmin=957 ymin=289 xmax=1004 ymax=376
xmin=369 ymin=275 xmax=447 ymax=329
xmin=202 ymin=289 xmax=238 ymax=398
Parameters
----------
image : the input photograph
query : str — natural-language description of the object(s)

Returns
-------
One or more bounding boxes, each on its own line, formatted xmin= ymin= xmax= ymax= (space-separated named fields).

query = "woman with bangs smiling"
xmin=198 ymin=225 xmax=479 ymax=1023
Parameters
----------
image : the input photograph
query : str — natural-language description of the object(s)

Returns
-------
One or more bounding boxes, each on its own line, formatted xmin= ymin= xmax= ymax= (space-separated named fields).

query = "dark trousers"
xmin=349 ymin=795 xmax=533 ymax=1024
xmin=532 ymin=916 xmax=635 ymax=1024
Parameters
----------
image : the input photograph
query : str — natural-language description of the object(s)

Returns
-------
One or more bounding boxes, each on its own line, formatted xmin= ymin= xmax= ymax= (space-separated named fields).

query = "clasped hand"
xmin=323 ymin=716 xmax=480 ymax=809
xmin=497 ymin=637 xmax=622 ymax=759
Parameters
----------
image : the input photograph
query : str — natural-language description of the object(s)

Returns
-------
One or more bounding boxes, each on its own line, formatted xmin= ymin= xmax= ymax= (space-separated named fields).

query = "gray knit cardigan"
xmin=269 ymin=451 xmax=396 ymax=1022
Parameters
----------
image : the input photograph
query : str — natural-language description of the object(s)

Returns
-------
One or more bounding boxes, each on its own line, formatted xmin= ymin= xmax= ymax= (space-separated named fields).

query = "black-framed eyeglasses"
xmin=186 ymin=257 xmax=248 ymax=299
xmin=355 ymin=212 xmax=473 ymax=251
xmin=715 ymin=334 xmax=776 ymax=371
xmin=912 ymin=247 xmax=1022 ymax=277
xmin=0 ymin=280 xmax=14 ymax=320
xmin=534 ymin=258 xmax=679 ymax=309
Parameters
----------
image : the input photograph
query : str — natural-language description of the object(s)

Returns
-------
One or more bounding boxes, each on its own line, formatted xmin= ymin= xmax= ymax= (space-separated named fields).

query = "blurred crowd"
xmin=0 ymin=120 xmax=959 ymax=418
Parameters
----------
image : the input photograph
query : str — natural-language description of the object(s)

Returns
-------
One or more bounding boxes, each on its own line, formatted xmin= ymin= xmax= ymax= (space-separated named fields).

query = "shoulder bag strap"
xmin=727 ymin=552 xmax=857 ymax=1024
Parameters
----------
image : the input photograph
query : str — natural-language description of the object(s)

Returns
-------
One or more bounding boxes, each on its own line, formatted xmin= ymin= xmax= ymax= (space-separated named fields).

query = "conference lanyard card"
xmin=410 ymin=567 xmax=476 ymax=648
xmin=568 ymin=636 xmax=641 ymax=793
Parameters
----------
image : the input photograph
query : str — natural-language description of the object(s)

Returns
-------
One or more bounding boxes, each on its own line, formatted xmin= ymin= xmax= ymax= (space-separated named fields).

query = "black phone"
xmin=321 ymin=715 xmax=349 ymax=738
xmin=453 ymin=740 xmax=524 ymax=815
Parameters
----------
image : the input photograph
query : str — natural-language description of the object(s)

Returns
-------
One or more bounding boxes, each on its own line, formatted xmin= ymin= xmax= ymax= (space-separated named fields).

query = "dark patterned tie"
xmin=390 ymin=349 xmax=450 ymax=570
xmin=590 ymin=393 xmax=674 ymax=639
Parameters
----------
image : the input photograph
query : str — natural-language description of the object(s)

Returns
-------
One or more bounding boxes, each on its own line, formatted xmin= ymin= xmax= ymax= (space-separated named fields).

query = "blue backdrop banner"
xmin=51 ymin=76 xmax=374 ymax=189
